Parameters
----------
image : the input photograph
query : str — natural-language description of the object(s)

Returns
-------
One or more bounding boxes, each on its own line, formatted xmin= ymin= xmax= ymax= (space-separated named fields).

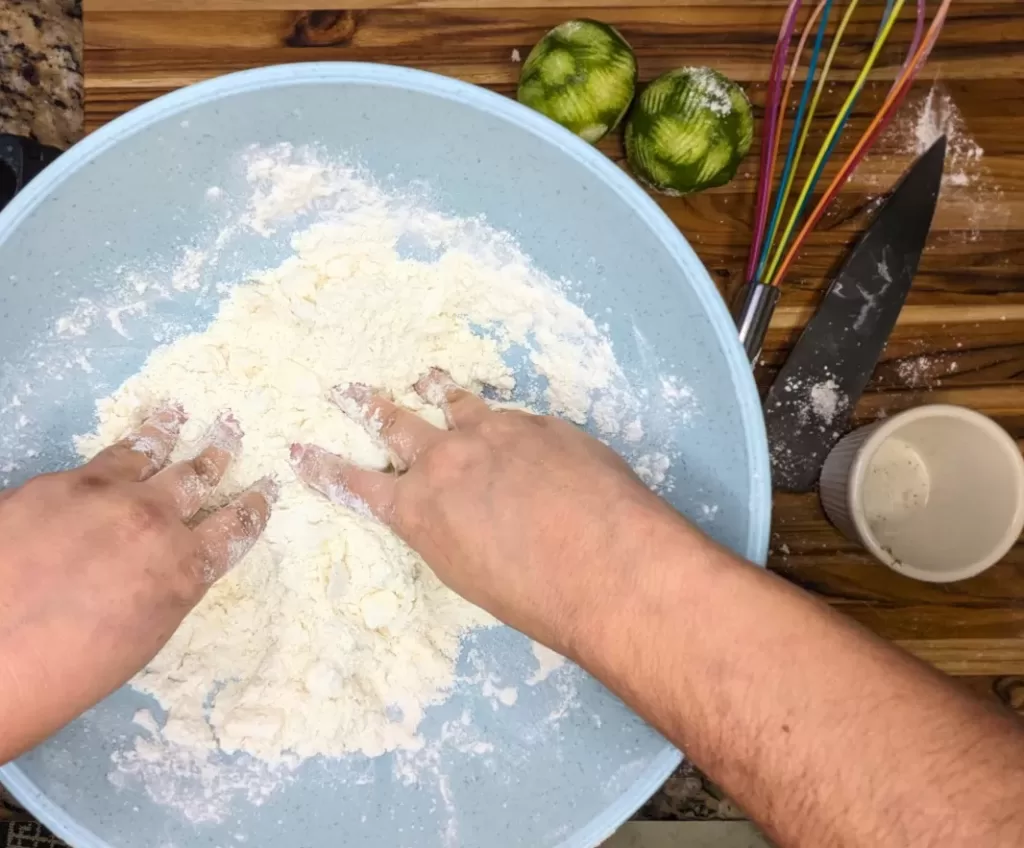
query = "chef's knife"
xmin=764 ymin=134 xmax=946 ymax=493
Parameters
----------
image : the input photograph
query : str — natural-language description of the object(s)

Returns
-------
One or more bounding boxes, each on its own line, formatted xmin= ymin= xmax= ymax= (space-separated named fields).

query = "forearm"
xmin=571 ymin=505 xmax=1024 ymax=848
xmin=0 ymin=645 xmax=52 ymax=764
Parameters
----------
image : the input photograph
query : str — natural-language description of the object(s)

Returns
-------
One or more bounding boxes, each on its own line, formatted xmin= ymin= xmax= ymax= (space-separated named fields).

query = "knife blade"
xmin=764 ymin=134 xmax=947 ymax=493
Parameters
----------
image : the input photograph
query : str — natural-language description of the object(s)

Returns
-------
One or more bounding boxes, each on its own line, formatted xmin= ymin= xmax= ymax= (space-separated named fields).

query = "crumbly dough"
xmin=76 ymin=187 xmax=623 ymax=764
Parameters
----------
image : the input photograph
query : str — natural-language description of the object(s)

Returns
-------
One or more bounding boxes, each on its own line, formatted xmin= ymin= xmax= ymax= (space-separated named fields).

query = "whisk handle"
xmin=732 ymin=280 xmax=781 ymax=365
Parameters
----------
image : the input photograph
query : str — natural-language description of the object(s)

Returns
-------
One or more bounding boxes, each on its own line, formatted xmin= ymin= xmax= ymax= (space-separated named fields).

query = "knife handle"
xmin=732 ymin=280 xmax=781 ymax=364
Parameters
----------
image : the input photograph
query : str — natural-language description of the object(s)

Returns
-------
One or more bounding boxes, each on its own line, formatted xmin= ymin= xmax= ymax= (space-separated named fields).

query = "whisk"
xmin=734 ymin=0 xmax=953 ymax=362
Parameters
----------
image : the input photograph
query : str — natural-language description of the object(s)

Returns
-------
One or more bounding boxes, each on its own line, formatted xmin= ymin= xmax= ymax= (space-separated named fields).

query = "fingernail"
xmin=415 ymin=368 xmax=457 ymax=406
xmin=289 ymin=442 xmax=308 ymax=466
xmin=150 ymin=404 xmax=187 ymax=434
xmin=251 ymin=475 xmax=280 ymax=505
xmin=205 ymin=412 xmax=244 ymax=452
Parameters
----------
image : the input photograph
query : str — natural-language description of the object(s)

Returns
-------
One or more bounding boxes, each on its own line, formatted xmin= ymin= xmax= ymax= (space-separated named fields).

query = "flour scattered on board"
xmin=866 ymin=84 xmax=1005 ymax=243
xmin=894 ymin=354 xmax=959 ymax=389
xmin=908 ymin=86 xmax=983 ymax=187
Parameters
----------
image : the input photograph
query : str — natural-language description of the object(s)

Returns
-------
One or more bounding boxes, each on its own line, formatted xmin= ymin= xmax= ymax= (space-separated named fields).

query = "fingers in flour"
xmin=289 ymin=443 xmax=396 ymax=522
xmin=148 ymin=413 xmax=243 ymax=519
xmin=414 ymin=369 xmax=489 ymax=429
xmin=193 ymin=476 xmax=278 ymax=584
xmin=331 ymin=383 xmax=442 ymax=468
xmin=85 ymin=405 xmax=186 ymax=482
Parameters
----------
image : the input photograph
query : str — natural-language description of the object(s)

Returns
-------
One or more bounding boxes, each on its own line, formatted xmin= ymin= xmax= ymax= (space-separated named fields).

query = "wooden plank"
xmin=84 ymin=5 xmax=1016 ymax=53
xmin=896 ymin=641 xmax=1024 ymax=676
xmin=83 ymin=0 xmax=1024 ymax=10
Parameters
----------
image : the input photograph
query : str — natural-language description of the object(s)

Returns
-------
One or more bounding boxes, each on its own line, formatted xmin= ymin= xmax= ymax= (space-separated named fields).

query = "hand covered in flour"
xmin=290 ymin=371 xmax=686 ymax=657
xmin=0 ymin=408 xmax=276 ymax=764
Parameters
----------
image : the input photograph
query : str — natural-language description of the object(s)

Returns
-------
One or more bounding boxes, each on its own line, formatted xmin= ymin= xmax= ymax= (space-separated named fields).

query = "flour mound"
xmin=75 ymin=149 xmax=639 ymax=777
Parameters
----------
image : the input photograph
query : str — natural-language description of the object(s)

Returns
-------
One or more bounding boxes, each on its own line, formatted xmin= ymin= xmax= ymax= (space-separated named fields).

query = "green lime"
xmin=625 ymin=67 xmax=754 ymax=195
xmin=518 ymin=19 xmax=638 ymax=144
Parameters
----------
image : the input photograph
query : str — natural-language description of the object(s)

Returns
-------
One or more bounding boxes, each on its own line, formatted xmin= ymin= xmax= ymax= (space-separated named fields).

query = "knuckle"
xmin=19 ymin=472 xmax=64 ymax=498
xmin=74 ymin=472 xmax=113 ymax=492
xmin=114 ymin=491 xmax=175 ymax=539
xmin=420 ymin=434 xmax=483 ymax=480
xmin=173 ymin=553 xmax=209 ymax=605
xmin=380 ymin=407 xmax=403 ymax=435
xmin=475 ymin=415 xmax=511 ymax=441
xmin=191 ymin=454 xmax=220 ymax=486
xmin=17 ymin=472 xmax=84 ymax=508
xmin=235 ymin=503 xmax=263 ymax=538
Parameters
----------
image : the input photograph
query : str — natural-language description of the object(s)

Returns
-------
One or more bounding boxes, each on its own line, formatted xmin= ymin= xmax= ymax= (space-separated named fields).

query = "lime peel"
xmin=517 ymin=19 xmax=638 ymax=144
xmin=626 ymin=67 xmax=754 ymax=195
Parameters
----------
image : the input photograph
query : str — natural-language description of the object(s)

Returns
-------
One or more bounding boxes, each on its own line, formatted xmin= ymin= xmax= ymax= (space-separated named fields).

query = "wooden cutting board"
xmin=83 ymin=0 xmax=1024 ymax=680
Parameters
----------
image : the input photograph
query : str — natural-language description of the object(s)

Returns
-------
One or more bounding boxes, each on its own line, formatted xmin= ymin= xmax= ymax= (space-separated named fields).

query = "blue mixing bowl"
xmin=0 ymin=64 xmax=770 ymax=847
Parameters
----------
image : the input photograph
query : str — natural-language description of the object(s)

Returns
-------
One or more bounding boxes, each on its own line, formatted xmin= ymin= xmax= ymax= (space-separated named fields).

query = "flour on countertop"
xmin=894 ymin=354 xmax=959 ymax=389
xmin=909 ymin=86 xmax=983 ymax=186
xmin=60 ymin=143 xmax=695 ymax=822
xmin=865 ymin=84 xmax=1005 ymax=243
xmin=865 ymin=84 xmax=984 ymax=189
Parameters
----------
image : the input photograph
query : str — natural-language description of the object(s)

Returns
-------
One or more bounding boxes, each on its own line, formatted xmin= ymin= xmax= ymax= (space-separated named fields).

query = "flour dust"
xmin=860 ymin=83 xmax=1006 ymax=244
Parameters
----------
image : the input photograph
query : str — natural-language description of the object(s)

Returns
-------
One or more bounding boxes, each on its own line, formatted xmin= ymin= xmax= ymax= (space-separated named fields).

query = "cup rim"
xmin=846 ymin=404 xmax=1024 ymax=583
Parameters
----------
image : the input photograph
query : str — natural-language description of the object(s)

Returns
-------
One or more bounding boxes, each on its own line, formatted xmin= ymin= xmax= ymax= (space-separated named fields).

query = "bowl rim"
xmin=0 ymin=61 xmax=771 ymax=848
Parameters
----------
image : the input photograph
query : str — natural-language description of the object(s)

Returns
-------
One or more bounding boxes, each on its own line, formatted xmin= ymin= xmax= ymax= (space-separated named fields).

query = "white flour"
xmin=895 ymin=353 xmax=958 ymax=389
xmin=65 ymin=144 xmax=688 ymax=822
xmin=865 ymin=84 xmax=1005 ymax=244
xmin=768 ymin=373 xmax=848 ymax=479
xmin=908 ymin=86 xmax=983 ymax=187
xmin=808 ymin=378 xmax=842 ymax=425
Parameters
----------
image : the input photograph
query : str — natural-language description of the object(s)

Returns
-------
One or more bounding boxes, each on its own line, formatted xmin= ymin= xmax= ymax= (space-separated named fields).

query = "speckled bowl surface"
xmin=0 ymin=64 xmax=770 ymax=848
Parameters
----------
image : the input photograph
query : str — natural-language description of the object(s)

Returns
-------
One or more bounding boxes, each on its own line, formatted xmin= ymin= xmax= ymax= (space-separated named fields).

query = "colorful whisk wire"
xmin=745 ymin=0 xmax=949 ymax=294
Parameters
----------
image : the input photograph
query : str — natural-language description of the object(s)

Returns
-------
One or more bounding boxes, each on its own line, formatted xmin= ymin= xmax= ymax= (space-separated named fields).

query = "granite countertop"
xmin=0 ymin=0 xmax=83 ymax=149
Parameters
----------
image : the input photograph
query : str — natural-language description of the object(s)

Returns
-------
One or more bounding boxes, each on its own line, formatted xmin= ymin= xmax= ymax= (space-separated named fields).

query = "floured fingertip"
xmin=147 ymin=404 xmax=188 ymax=435
xmin=289 ymin=443 xmax=338 ymax=490
xmin=249 ymin=475 xmax=280 ymax=507
xmin=332 ymin=382 xmax=374 ymax=404
xmin=329 ymin=385 xmax=389 ymax=437
xmin=414 ymin=368 xmax=458 ymax=408
xmin=289 ymin=441 xmax=321 ymax=475
xmin=203 ymin=412 xmax=244 ymax=455
xmin=329 ymin=388 xmax=369 ymax=422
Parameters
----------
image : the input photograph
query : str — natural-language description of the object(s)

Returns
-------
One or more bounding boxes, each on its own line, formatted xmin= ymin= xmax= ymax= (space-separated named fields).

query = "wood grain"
xmin=84 ymin=1 xmax=1024 ymax=674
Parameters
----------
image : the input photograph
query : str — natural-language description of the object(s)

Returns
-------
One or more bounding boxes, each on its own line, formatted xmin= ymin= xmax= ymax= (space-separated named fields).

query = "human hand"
xmin=290 ymin=371 xmax=689 ymax=657
xmin=0 ymin=408 xmax=275 ymax=763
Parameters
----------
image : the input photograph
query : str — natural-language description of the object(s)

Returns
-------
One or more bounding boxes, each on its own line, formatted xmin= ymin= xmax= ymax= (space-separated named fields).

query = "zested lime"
xmin=625 ymin=67 xmax=754 ymax=195
xmin=517 ymin=19 xmax=638 ymax=144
